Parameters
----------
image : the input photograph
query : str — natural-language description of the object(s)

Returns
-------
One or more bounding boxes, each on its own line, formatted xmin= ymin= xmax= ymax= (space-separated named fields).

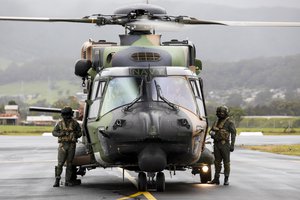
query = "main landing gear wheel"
xmin=138 ymin=172 xmax=147 ymax=191
xmin=156 ymin=172 xmax=165 ymax=192
xmin=200 ymin=165 xmax=212 ymax=183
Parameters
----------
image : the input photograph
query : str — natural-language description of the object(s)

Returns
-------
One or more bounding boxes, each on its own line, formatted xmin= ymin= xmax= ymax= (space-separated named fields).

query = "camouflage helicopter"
xmin=1 ymin=3 xmax=300 ymax=192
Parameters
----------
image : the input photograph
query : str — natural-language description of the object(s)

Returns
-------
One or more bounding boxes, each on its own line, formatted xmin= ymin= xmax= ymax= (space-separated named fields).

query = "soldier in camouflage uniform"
xmin=52 ymin=106 xmax=82 ymax=187
xmin=209 ymin=106 xmax=236 ymax=185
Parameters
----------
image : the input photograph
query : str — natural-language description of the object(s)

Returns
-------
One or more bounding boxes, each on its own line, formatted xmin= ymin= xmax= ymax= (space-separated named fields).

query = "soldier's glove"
xmin=211 ymin=127 xmax=219 ymax=131
xmin=230 ymin=144 xmax=235 ymax=152
xmin=209 ymin=131 xmax=216 ymax=139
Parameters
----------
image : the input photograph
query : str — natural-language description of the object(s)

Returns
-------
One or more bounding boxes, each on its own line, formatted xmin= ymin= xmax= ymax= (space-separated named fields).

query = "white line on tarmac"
xmin=0 ymin=160 xmax=56 ymax=164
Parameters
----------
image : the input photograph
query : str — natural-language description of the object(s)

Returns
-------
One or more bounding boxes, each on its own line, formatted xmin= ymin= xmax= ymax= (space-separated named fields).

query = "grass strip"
xmin=243 ymin=144 xmax=300 ymax=156
xmin=0 ymin=125 xmax=53 ymax=136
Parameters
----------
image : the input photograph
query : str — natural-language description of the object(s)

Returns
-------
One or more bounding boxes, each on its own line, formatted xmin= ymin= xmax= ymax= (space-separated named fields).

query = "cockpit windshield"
xmin=101 ymin=77 xmax=142 ymax=116
xmin=100 ymin=76 xmax=197 ymax=116
xmin=151 ymin=76 xmax=197 ymax=113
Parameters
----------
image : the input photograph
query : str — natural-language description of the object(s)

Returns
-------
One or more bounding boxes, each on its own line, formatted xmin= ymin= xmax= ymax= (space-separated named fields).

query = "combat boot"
xmin=209 ymin=178 xmax=220 ymax=185
xmin=73 ymin=179 xmax=82 ymax=185
xmin=224 ymin=176 xmax=229 ymax=186
xmin=65 ymin=181 xmax=74 ymax=187
xmin=208 ymin=175 xmax=220 ymax=185
xmin=53 ymin=178 xmax=60 ymax=187
xmin=53 ymin=166 xmax=61 ymax=187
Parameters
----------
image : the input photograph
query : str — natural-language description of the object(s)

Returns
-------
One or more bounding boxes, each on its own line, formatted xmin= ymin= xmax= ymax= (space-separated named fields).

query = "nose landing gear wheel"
xmin=138 ymin=172 xmax=147 ymax=191
xmin=156 ymin=171 xmax=165 ymax=192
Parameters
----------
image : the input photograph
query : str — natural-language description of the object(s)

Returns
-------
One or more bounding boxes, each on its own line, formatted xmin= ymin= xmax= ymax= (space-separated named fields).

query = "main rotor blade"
xmin=174 ymin=17 xmax=227 ymax=25
xmin=169 ymin=16 xmax=300 ymax=27
xmin=128 ymin=19 xmax=184 ymax=31
xmin=1 ymin=16 xmax=300 ymax=28
xmin=214 ymin=21 xmax=300 ymax=27
xmin=0 ymin=16 xmax=96 ymax=23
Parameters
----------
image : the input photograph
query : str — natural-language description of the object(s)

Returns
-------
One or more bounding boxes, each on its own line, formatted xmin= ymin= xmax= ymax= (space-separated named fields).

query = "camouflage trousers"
xmin=55 ymin=142 xmax=76 ymax=182
xmin=213 ymin=141 xmax=231 ymax=177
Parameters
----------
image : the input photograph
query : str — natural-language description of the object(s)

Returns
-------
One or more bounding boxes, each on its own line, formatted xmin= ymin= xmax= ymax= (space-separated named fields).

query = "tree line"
xmin=1 ymin=96 xmax=299 ymax=127
xmin=206 ymin=99 xmax=300 ymax=127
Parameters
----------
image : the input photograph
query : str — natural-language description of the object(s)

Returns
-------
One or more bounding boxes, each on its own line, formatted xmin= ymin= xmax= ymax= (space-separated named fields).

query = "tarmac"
xmin=0 ymin=135 xmax=299 ymax=200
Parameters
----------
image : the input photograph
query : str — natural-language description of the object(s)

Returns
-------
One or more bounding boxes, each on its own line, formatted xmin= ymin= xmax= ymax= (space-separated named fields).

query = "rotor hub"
xmin=114 ymin=4 xmax=167 ymax=16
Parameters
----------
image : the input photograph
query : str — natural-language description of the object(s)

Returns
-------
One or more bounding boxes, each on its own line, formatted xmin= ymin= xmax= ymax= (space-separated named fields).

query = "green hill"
xmin=1 ymin=54 xmax=300 ymax=105
xmin=0 ymin=80 xmax=81 ymax=104
xmin=202 ymin=54 xmax=300 ymax=91
xmin=0 ymin=56 xmax=82 ymax=104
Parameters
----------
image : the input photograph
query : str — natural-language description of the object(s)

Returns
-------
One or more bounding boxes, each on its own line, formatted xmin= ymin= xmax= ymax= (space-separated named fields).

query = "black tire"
xmin=156 ymin=172 xmax=165 ymax=192
xmin=200 ymin=165 xmax=212 ymax=183
xmin=138 ymin=172 xmax=147 ymax=191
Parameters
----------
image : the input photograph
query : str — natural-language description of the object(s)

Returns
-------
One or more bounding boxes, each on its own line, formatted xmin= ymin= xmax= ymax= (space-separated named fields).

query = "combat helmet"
xmin=216 ymin=105 xmax=229 ymax=118
xmin=61 ymin=106 xmax=74 ymax=118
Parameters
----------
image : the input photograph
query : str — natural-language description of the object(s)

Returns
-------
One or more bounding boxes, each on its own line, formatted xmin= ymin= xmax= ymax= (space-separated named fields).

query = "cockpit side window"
xmin=88 ymin=80 xmax=106 ymax=119
xmin=190 ymin=80 xmax=200 ymax=97
xmin=190 ymin=79 xmax=205 ymax=116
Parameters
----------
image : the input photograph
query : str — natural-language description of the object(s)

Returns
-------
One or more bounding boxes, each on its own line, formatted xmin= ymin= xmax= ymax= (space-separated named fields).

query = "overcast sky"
xmin=180 ymin=0 xmax=300 ymax=8
xmin=0 ymin=0 xmax=300 ymax=62
xmin=2 ymin=0 xmax=300 ymax=15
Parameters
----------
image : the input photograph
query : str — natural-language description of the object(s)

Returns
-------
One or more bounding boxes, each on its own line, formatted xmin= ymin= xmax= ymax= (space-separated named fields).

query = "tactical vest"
xmin=213 ymin=117 xmax=230 ymax=142
xmin=58 ymin=120 xmax=77 ymax=143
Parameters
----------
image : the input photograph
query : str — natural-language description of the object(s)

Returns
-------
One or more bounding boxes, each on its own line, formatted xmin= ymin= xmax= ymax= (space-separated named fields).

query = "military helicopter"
xmin=1 ymin=3 xmax=300 ymax=192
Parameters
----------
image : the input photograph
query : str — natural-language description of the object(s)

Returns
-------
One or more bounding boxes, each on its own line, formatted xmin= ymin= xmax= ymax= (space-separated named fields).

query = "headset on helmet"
xmin=216 ymin=105 xmax=229 ymax=115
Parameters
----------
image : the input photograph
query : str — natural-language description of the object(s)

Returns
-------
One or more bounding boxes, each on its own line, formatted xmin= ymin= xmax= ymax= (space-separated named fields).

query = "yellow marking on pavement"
xmin=117 ymin=168 xmax=137 ymax=188
xmin=117 ymin=192 xmax=157 ymax=200
xmin=117 ymin=168 xmax=157 ymax=200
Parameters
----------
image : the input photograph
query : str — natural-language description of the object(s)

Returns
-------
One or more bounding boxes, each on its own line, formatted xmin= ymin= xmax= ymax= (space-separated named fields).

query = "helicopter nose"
xmin=138 ymin=144 xmax=167 ymax=172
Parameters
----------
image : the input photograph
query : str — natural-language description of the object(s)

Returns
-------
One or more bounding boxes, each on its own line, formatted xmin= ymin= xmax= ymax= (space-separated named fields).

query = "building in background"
xmin=0 ymin=105 xmax=20 ymax=125
xmin=25 ymin=116 xmax=56 ymax=126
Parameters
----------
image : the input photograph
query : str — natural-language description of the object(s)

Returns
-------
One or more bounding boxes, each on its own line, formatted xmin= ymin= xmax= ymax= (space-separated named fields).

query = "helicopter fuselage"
xmin=86 ymin=67 xmax=207 ymax=172
xmin=76 ymin=34 xmax=211 ymax=172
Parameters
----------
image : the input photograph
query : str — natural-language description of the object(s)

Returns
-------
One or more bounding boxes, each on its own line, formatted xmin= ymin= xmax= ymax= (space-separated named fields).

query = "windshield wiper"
xmin=154 ymin=80 xmax=178 ymax=111
xmin=124 ymin=95 xmax=142 ymax=111
xmin=124 ymin=79 xmax=144 ymax=111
